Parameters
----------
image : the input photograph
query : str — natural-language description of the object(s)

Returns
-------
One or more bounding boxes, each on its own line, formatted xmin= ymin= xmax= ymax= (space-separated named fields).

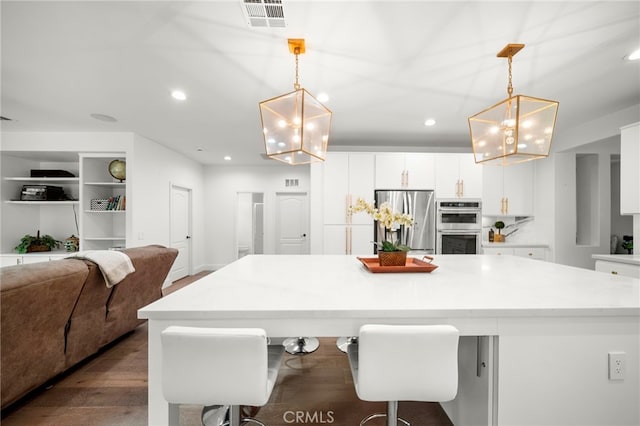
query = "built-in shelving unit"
xmin=79 ymin=153 xmax=128 ymax=250
xmin=0 ymin=153 xmax=82 ymax=255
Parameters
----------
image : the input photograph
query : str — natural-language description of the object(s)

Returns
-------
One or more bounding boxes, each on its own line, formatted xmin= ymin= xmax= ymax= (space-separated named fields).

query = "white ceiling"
xmin=1 ymin=1 xmax=639 ymax=165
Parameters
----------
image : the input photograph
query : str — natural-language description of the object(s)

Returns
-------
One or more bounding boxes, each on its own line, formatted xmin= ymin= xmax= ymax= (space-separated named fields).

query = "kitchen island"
xmin=139 ymin=254 xmax=639 ymax=426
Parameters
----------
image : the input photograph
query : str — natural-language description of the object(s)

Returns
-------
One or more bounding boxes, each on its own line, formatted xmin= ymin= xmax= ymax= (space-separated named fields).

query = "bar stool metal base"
xmin=336 ymin=336 xmax=357 ymax=353
xmin=283 ymin=337 xmax=319 ymax=355
xmin=359 ymin=401 xmax=410 ymax=426
xmin=203 ymin=405 xmax=267 ymax=426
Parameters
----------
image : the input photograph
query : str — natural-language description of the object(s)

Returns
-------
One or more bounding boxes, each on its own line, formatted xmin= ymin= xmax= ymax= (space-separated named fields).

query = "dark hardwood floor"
xmin=1 ymin=272 xmax=453 ymax=426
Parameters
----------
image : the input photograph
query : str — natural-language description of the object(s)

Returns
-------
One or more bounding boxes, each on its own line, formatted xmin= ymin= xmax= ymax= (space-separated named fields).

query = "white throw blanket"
xmin=70 ymin=250 xmax=135 ymax=288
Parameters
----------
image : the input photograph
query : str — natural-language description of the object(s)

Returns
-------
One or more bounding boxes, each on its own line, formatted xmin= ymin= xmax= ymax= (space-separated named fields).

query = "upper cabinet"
xmin=323 ymin=152 xmax=375 ymax=225
xmin=482 ymin=161 xmax=534 ymax=216
xmin=620 ymin=122 xmax=640 ymax=214
xmin=375 ymin=153 xmax=435 ymax=189
xmin=318 ymin=152 xmax=375 ymax=254
xmin=434 ymin=153 xmax=482 ymax=199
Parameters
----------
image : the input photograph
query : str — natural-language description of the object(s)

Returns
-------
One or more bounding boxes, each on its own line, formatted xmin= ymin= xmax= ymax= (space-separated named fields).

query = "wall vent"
xmin=241 ymin=0 xmax=286 ymax=28
xmin=285 ymin=178 xmax=299 ymax=187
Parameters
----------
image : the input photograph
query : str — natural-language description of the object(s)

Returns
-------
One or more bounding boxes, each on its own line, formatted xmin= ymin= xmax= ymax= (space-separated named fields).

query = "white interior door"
xmin=276 ymin=192 xmax=309 ymax=254
xmin=169 ymin=184 xmax=192 ymax=282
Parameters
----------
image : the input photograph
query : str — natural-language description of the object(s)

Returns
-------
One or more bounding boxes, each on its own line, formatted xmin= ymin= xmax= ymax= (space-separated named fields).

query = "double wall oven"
xmin=436 ymin=199 xmax=482 ymax=254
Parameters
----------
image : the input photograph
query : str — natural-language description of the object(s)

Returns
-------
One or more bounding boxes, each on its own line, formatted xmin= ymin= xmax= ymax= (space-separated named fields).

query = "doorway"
xmin=275 ymin=192 xmax=309 ymax=254
xmin=236 ymin=192 xmax=264 ymax=259
xmin=169 ymin=184 xmax=192 ymax=282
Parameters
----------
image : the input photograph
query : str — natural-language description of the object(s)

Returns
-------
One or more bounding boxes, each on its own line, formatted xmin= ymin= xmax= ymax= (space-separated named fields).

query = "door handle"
xmin=301 ymin=233 xmax=307 ymax=237
xmin=186 ymin=236 xmax=191 ymax=239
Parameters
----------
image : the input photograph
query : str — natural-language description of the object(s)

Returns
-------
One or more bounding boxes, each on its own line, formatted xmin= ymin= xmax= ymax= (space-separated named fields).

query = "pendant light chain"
xmin=507 ymin=55 xmax=514 ymax=98
xmin=294 ymin=47 xmax=301 ymax=90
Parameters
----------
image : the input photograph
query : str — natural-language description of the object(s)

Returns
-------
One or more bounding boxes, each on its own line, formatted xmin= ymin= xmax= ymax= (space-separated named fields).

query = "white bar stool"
xmin=347 ymin=324 xmax=459 ymax=426
xmin=161 ymin=326 xmax=284 ymax=426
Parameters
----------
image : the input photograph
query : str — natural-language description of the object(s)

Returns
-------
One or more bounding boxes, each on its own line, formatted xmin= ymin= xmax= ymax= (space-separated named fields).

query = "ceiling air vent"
xmin=241 ymin=0 xmax=286 ymax=28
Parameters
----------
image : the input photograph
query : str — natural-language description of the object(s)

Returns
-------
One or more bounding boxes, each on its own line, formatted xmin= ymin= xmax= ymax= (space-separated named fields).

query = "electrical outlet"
xmin=608 ymin=352 xmax=626 ymax=380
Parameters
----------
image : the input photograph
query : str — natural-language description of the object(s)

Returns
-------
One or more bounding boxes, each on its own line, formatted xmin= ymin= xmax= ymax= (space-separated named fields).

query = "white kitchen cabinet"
xmin=482 ymin=161 xmax=533 ymax=216
xmin=483 ymin=246 xmax=546 ymax=260
xmin=323 ymin=152 xmax=374 ymax=225
xmin=435 ymin=153 xmax=483 ymax=198
xmin=595 ymin=260 xmax=640 ymax=279
xmin=375 ymin=153 xmax=435 ymax=189
xmin=620 ymin=122 xmax=640 ymax=214
xmin=513 ymin=247 xmax=546 ymax=260
xmin=320 ymin=152 xmax=374 ymax=254
xmin=323 ymin=224 xmax=374 ymax=255
xmin=1 ymin=252 xmax=70 ymax=267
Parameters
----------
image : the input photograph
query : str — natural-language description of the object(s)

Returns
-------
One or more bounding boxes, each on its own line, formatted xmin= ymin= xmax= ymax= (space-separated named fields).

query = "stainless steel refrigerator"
xmin=373 ymin=189 xmax=436 ymax=254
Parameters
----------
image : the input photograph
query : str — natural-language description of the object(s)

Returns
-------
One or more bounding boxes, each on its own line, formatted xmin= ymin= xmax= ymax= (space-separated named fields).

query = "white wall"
xmin=610 ymin=158 xmax=634 ymax=253
xmin=552 ymin=104 xmax=640 ymax=153
xmin=549 ymin=140 xmax=619 ymax=269
xmin=131 ymin=134 xmax=206 ymax=273
xmin=203 ymin=164 xmax=310 ymax=269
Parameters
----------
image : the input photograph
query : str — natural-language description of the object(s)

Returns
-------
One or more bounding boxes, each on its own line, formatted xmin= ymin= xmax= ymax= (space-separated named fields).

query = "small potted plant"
xmin=349 ymin=198 xmax=414 ymax=266
xmin=493 ymin=221 xmax=506 ymax=242
xmin=15 ymin=230 xmax=62 ymax=254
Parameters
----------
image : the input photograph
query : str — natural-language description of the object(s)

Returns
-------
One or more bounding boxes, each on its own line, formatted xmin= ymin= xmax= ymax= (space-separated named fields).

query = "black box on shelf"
xmin=20 ymin=185 xmax=66 ymax=201
xmin=30 ymin=169 xmax=75 ymax=178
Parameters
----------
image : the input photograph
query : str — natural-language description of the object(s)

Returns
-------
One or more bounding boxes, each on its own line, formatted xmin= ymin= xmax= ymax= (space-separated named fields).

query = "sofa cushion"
xmin=0 ymin=260 xmax=88 ymax=408
xmin=64 ymin=261 xmax=112 ymax=368
xmin=100 ymin=245 xmax=178 ymax=346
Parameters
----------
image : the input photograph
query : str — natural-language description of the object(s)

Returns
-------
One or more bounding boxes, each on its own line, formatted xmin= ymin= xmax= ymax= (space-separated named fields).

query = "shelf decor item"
xmin=493 ymin=220 xmax=506 ymax=242
xmin=108 ymin=159 xmax=126 ymax=182
xmin=64 ymin=235 xmax=80 ymax=252
xmin=15 ymin=230 xmax=62 ymax=253
xmin=349 ymin=197 xmax=414 ymax=266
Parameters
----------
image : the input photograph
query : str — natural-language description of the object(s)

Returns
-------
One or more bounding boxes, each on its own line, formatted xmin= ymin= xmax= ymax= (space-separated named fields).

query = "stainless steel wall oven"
xmin=436 ymin=200 xmax=482 ymax=254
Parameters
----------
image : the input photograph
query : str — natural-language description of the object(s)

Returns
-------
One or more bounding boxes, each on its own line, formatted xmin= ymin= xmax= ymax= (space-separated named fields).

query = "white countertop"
xmin=139 ymin=254 xmax=639 ymax=321
xmin=482 ymin=242 xmax=549 ymax=248
xmin=592 ymin=254 xmax=640 ymax=266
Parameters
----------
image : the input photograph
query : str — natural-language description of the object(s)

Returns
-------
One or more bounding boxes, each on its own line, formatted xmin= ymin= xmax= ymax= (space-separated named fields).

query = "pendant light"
xmin=259 ymin=39 xmax=332 ymax=165
xmin=469 ymin=44 xmax=559 ymax=166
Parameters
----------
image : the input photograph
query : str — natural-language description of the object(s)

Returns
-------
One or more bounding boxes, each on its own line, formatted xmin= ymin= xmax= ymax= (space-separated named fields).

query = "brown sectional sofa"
xmin=0 ymin=244 xmax=178 ymax=409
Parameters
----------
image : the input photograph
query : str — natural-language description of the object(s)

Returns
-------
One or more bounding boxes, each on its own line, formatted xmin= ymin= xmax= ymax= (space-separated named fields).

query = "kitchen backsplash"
xmin=482 ymin=216 xmax=537 ymax=243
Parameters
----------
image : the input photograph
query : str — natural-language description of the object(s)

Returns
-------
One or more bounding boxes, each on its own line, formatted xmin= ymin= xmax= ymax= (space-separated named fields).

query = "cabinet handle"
xmin=17 ymin=258 xmax=22 ymax=265
xmin=345 ymin=228 xmax=349 ymax=255
xmin=346 ymin=194 xmax=352 ymax=224
xmin=461 ymin=180 xmax=464 ymax=197
xmin=505 ymin=197 xmax=509 ymax=215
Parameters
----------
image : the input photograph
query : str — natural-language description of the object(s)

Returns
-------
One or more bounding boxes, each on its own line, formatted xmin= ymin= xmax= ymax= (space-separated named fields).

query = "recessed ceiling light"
xmin=224 ymin=156 xmax=232 ymax=161
xmin=424 ymin=118 xmax=436 ymax=126
xmin=171 ymin=90 xmax=187 ymax=101
xmin=626 ymin=48 xmax=640 ymax=61
xmin=90 ymin=113 xmax=117 ymax=122
xmin=317 ymin=93 xmax=329 ymax=103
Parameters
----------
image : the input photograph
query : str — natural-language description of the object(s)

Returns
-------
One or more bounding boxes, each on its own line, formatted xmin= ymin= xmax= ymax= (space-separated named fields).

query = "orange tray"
xmin=357 ymin=256 xmax=438 ymax=273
